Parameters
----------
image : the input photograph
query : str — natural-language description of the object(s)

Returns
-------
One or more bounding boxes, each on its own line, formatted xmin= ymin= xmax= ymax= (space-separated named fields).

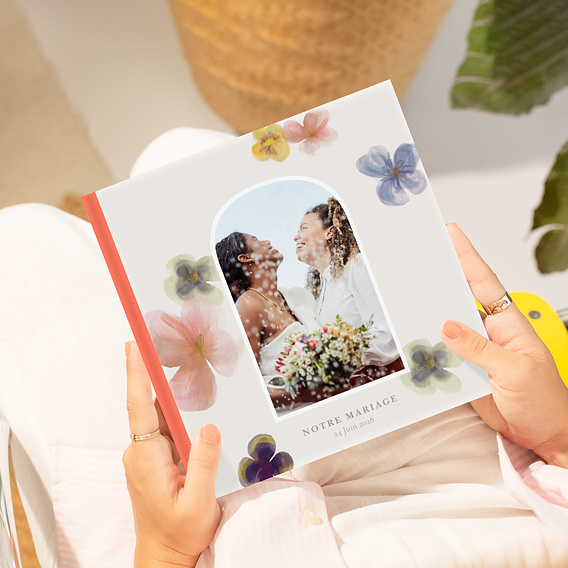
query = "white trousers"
xmin=0 ymin=203 xmax=132 ymax=567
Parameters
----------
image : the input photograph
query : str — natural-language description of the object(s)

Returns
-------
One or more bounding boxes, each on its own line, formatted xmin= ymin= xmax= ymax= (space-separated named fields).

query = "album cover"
xmin=83 ymin=81 xmax=490 ymax=497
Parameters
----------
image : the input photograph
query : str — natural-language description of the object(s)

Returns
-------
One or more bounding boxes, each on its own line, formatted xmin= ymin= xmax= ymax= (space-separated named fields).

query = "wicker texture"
xmin=168 ymin=0 xmax=452 ymax=132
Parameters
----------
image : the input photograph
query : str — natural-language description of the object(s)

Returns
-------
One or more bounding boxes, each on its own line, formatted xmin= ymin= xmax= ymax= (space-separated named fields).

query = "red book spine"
xmin=82 ymin=192 xmax=191 ymax=465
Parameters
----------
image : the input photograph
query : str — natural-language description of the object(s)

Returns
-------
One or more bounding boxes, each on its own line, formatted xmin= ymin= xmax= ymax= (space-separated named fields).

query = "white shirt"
xmin=315 ymin=254 xmax=399 ymax=365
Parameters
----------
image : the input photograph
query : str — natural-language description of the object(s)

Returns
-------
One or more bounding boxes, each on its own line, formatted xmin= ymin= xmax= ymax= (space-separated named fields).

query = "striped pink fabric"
xmin=52 ymin=439 xmax=568 ymax=567
xmin=499 ymin=435 xmax=568 ymax=506
xmin=52 ymin=447 xmax=346 ymax=568
xmin=51 ymin=446 xmax=136 ymax=568
xmin=497 ymin=434 xmax=568 ymax=535
xmin=197 ymin=478 xmax=347 ymax=568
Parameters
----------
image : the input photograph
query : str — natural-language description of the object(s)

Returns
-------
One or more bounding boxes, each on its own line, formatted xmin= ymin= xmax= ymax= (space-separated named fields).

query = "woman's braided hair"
xmin=305 ymin=197 xmax=359 ymax=298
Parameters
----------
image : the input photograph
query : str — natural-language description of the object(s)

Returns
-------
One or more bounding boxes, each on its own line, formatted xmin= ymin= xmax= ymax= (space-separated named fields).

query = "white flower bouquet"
xmin=274 ymin=315 xmax=371 ymax=398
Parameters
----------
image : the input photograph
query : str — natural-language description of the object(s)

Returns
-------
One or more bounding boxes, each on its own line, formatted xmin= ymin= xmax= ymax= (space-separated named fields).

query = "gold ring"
xmin=482 ymin=292 xmax=513 ymax=315
xmin=130 ymin=428 xmax=160 ymax=442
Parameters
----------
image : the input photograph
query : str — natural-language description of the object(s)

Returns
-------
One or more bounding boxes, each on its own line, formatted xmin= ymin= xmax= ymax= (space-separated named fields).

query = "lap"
xmin=290 ymin=404 xmax=568 ymax=567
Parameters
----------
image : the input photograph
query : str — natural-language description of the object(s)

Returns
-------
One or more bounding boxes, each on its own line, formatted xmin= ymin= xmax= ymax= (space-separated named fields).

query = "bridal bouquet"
xmin=274 ymin=315 xmax=371 ymax=399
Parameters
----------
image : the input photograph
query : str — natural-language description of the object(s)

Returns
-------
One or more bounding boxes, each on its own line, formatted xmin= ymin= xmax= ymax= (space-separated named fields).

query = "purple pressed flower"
xmin=356 ymin=143 xmax=428 ymax=206
xmin=238 ymin=434 xmax=294 ymax=487
xmin=163 ymin=254 xmax=223 ymax=306
xmin=400 ymin=339 xmax=463 ymax=395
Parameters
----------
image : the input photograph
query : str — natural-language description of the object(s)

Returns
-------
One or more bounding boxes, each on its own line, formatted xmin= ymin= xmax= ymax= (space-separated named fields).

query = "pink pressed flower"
xmin=283 ymin=109 xmax=338 ymax=154
xmin=145 ymin=303 xmax=237 ymax=411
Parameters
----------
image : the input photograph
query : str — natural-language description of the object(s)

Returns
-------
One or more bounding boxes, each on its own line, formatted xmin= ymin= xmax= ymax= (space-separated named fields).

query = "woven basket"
xmin=168 ymin=0 xmax=452 ymax=133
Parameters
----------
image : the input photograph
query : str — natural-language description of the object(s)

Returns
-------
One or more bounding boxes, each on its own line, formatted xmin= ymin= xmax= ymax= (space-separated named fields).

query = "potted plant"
xmin=450 ymin=0 xmax=568 ymax=274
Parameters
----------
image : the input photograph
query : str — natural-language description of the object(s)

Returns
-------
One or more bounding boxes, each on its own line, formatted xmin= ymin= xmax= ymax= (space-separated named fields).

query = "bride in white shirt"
xmin=294 ymin=198 xmax=402 ymax=378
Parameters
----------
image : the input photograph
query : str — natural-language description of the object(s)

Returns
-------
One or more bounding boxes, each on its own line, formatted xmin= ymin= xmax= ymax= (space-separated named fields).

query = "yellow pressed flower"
xmin=252 ymin=124 xmax=290 ymax=162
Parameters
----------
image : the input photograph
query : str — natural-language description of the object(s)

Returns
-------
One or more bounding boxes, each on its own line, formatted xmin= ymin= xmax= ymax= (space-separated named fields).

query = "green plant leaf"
xmin=535 ymin=228 xmax=568 ymax=272
xmin=533 ymin=140 xmax=568 ymax=228
xmin=533 ymin=139 xmax=568 ymax=272
xmin=451 ymin=0 xmax=568 ymax=114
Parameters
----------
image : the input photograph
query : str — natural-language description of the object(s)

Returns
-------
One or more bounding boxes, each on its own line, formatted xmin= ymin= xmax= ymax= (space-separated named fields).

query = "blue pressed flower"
xmin=238 ymin=434 xmax=294 ymax=487
xmin=400 ymin=339 xmax=463 ymax=395
xmin=163 ymin=254 xmax=223 ymax=306
xmin=356 ymin=143 xmax=428 ymax=206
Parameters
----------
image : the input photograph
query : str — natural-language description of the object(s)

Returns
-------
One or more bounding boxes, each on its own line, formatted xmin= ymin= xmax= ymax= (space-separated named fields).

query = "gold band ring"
xmin=482 ymin=292 xmax=513 ymax=315
xmin=130 ymin=428 xmax=160 ymax=442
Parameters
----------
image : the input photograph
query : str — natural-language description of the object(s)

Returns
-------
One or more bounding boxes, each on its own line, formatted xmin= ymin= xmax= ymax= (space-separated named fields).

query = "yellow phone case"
xmin=476 ymin=292 xmax=568 ymax=387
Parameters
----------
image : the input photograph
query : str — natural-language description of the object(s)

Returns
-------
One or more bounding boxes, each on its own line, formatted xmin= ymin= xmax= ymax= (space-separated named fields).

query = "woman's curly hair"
xmin=215 ymin=231 xmax=251 ymax=302
xmin=305 ymin=197 xmax=359 ymax=298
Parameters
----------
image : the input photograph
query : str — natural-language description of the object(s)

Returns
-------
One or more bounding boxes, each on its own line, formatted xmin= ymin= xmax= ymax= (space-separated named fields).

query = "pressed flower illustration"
xmin=238 ymin=433 xmax=294 ymax=487
xmin=164 ymin=254 xmax=223 ymax=306
xmin=400 ymin=339 xmax=463 ymax=395
xmin=251 ymin=124 xmax=290 ymax=162
xmin=283 ymin=109 xmax=338 ymax=154
xmin=356 ymin=143 xmax=428 ymax=206
xmin=145 ymin=303 xmax=237 ymax=411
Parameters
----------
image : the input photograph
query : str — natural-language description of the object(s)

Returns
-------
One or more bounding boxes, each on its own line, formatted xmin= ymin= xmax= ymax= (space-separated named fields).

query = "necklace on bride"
xmin=249 ymin=288 xmax=290 ymax=314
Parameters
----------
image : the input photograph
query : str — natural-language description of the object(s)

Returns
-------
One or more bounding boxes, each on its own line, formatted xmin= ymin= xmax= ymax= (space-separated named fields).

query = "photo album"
xmin=83 ymin=80 xmax=490 ymax=497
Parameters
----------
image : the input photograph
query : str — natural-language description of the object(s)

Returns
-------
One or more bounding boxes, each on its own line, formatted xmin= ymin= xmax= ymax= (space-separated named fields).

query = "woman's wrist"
xmin=134 ymin=542 xmax=199 ymax=568
xmin=550 ymin=451 xmax=568 ymax=469
xmin=533 ymin=431 xmax=568 ymax=469
xmin=544 ymin=447 xmax=568 ymax=469
xmin=540 ymin=448 xmax=568 ymax=469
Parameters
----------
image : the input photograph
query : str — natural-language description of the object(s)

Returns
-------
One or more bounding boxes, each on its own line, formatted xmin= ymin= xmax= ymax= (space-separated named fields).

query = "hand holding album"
xmin=123 ymin=341 xmax=222 ymax=568
xmin=441 ymin=224 xmax=568 ymax=468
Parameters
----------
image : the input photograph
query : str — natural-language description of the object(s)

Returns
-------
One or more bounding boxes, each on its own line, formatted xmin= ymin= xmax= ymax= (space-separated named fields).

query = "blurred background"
xmin=2 ymin=0 xmax=567 ymax=293
xmin=2 ymin=0 xmax=567 ymax=309
xmin=2 ymin=0 xmax=568 ymax=564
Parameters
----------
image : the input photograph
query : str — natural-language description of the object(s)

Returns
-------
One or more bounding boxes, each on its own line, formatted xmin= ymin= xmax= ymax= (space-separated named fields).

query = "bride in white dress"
xmin=215 ymin=231 xmax=326 ymax=413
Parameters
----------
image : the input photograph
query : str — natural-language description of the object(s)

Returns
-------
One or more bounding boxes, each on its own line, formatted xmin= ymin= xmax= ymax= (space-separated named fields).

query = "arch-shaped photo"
xmin=214 ymin=178 xmax=403 ymax=417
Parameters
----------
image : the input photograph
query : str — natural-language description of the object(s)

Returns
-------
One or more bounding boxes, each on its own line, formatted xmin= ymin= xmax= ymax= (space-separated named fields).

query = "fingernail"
xmin=199 ymin=424 xmax=220 ymax=444
xmin=125 ymin=341 xmax=132 ymax=357
xmin=443 ymin=320 xmax=464 ymax=340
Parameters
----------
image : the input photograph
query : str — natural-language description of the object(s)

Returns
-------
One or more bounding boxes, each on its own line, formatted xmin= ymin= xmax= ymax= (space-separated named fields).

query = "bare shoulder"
xmin=236 ymin=290 xmax=265 ymax=319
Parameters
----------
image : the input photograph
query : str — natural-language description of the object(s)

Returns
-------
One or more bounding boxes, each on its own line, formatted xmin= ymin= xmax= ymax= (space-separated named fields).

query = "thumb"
xmin=183 ymin=424 xmax=221 ymax=505
xmin=440 ymin=319 xmax=517 ymax=378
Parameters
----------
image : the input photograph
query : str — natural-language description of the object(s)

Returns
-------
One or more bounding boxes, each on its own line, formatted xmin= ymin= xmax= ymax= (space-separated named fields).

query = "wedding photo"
xmin=214 ymin=178 xmax=404 ymax=417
